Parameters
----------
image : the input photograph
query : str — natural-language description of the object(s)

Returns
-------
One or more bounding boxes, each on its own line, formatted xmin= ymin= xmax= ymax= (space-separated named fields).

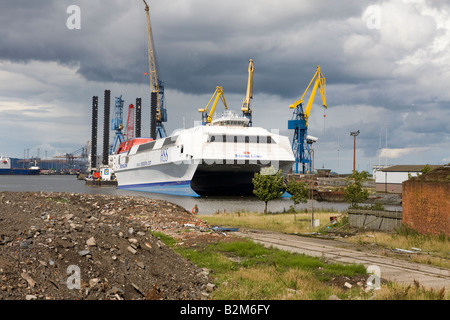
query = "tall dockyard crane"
xmin=198 ymin=86 xmax=229 ymax=125
xmin=241 ymin=59 xmax=254 ymax=126
xmin=288 ymin=65 xmax=327 ymax=174
xmin=110 ymin=95 xmax=125 ymax=155
xmin=142 ymin=0 xmax=167 ymax=139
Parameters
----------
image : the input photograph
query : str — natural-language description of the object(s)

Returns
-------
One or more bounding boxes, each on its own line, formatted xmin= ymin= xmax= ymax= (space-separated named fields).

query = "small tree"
xmin=345 ymin=170 xmax=369 ymax=208
xmin=286 ymin=178 xmax=308 ymax=206
xmin=252 ymin=167 xmax=285 ymax=213
xmin=285 ymin=178 xmax=309 ymax=221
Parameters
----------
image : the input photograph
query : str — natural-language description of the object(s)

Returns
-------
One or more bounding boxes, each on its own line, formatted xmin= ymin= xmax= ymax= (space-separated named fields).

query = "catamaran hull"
xmin=115 ymin=162 xmax=200 ymax=197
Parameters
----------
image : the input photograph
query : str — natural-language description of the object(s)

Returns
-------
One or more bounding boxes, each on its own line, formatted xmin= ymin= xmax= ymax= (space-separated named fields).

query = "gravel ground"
xmin=0 ymin=191 xmax=229 ymax=300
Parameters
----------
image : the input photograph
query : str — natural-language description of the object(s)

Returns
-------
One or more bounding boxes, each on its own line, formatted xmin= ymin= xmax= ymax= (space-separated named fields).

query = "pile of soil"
xmin=0 ymin=191 xmax=229 ymax=300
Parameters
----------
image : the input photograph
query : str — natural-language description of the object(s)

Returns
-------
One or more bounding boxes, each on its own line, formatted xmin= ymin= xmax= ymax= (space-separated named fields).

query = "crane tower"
xmin=110 ymin=95 xmax=125 ymax=155
xmin=241 ymin=59 xmax=254 ymax=126
xmin=142 ymin=0 xmax=167 ymax=139
xmin=126 ymin=104 xmax=135 ymax=140
xmin=288 ymin=66 xmax=327 ymax=174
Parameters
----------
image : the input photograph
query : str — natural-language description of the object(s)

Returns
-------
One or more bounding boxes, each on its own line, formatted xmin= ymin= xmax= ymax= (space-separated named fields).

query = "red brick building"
xmin=402 ymin=165 xmax=450 ymax=236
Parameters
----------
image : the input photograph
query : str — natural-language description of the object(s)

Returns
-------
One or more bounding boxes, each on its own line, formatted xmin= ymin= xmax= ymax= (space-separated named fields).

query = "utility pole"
xmin=350 ymin=130 xmax=360 ymax=173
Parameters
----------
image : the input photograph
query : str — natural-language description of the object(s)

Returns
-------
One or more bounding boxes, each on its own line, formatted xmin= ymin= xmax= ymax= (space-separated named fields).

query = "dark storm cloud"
xmin=1 ymin=0 xmax=449 ymax=169
xmin=0 ymin=0 xmax=372 ymax=96
xmin=0 ymin=0 xmax=441 ymax=101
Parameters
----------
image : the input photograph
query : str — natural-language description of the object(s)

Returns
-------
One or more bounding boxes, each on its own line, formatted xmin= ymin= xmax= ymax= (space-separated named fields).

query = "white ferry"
xmin=111 ymin=111 xmax=295 ymax=196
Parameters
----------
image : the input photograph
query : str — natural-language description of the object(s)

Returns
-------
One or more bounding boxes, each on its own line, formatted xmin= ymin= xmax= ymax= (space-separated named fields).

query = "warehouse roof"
xmin=380 ymin=165 xmax=441 ymax=172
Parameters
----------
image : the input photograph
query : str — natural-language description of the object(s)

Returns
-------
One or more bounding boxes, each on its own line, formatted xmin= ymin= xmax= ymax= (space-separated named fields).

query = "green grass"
xmin=201 ymin=211 xmax=342 ymax=235
xmin=150 ymin=231 xmax=178 ymax=247
xmin=46 ymin=196 xmax=69 ymax=204
xmin=153 ymin=225 xmax=448 ymax=300
xmin=157 ymin=234 xmax=369 ymax=300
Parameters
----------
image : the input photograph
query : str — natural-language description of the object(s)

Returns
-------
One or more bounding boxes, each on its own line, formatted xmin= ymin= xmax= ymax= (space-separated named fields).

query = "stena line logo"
xmin=235 ymin=151 xmax=261 ymax=159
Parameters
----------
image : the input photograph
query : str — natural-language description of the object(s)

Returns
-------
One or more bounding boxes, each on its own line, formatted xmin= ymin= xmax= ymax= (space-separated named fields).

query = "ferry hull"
xmin=0 ymin=168 xmax=40 ymax=175
xmin=115 ymin=162 xmax=200 ymax=197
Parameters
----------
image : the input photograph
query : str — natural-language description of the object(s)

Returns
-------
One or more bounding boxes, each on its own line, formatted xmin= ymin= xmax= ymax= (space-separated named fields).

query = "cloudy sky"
xmin=1 ymin=0 xmax=449 ymax=173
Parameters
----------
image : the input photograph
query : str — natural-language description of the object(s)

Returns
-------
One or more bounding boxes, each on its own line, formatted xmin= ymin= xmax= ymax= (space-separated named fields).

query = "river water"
xmin=0 ymin=175 xmax=400 ymax=215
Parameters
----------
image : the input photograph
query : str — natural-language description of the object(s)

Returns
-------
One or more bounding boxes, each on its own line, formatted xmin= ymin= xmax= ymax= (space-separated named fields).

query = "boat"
xmin=0 ymin=156 xmax=40 ymax=175
xmin=111 ymin=110 xmax=295 ymax=197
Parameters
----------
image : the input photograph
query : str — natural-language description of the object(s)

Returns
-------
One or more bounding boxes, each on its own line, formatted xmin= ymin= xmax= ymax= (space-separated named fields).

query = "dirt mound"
xmin=0 ymin=191 xmax=224 ymax=300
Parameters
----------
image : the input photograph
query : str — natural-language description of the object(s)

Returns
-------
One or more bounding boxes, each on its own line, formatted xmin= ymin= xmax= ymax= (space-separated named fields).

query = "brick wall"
xmin=402 ymin=180 xmax=450 ymax=236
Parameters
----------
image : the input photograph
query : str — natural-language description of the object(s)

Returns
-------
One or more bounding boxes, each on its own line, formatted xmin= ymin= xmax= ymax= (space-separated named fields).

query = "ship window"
xmin=137 ymin=141 xmax=155 ymax=153
xmin=163 ymin=136 xmax=177 ymax=147
xmin=208 ymin=134 xmax=274 ymax=144
xmin=261 ymin=136 xmax=272 ymax=144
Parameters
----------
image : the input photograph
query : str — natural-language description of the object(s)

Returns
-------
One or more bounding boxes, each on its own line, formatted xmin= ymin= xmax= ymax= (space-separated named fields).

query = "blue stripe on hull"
xmin=118 ymin=180 xmax=200 ymax=197
xmin=0 ymin=169 xmax=40 ymax=175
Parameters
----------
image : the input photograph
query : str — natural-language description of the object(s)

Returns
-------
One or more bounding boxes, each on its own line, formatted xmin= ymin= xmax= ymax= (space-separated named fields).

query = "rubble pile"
xmin=0 ymin=191 xmax=220 ymax=300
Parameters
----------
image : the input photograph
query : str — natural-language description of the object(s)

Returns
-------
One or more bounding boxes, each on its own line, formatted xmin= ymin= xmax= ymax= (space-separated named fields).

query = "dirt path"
xmin=235 ymin=229 xmax=450 ymax=291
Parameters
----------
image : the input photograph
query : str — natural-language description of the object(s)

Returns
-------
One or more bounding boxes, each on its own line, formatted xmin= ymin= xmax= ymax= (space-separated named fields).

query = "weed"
xmin=47 ymin=196 xmax=69 ymax=204
xmin=150 ymin=231 xmax=177 ymax=247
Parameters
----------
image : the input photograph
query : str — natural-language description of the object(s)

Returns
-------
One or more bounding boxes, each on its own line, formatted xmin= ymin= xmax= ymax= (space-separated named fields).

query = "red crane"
xmin=126 ymin=104 xmax=135 ymax=140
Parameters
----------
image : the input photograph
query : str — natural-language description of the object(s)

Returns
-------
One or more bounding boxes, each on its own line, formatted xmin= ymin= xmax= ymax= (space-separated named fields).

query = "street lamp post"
xmin=350 ymin=130 xmax=360 ymax=173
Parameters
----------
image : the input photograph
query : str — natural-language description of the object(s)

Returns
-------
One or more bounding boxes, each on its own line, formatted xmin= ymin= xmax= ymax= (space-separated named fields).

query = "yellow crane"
xmin=289 ymin=65 xmax=327 ymax=127
xmin=288 ymin=65 xmax=327 ymax=173
xmin=142 ymin=0 xmax=167 ymax=138
xmin=198 ymin=86 xmax=229 ymax=125
xmin=241 ymin=59 xmax=254 ymax=126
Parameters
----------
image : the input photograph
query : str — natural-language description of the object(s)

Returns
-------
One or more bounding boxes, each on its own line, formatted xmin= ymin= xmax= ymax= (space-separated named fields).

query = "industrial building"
xmin=374 ymin=165 xmax=441 ymax=193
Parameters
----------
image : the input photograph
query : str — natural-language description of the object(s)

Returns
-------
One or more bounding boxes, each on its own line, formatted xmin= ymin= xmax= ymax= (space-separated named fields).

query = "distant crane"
xmin=241 ymin=59 xmax=254 ymax=126
xmin=126 ymin=104 xmax=135 ymax=140
xmin=142 ymin=0 xmax=167 ymax=139
xmin=198 ymin=86 xmax=229 ymax=125
xmin=110 ymin=95 xmax=125 ymax=154
xmin=288 ymin=65 xmax=327 ymax=174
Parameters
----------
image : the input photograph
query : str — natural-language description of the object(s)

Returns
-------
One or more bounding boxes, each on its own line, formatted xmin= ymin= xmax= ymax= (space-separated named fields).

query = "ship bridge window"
xmin=208 ymin=135 xmax=274 ymax=144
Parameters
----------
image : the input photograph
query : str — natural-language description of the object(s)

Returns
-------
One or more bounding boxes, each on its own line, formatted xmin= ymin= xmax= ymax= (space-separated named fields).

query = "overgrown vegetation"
xmin=154 ymin=230 xmax=448 ymax=300
xmin=202 ymin=211 xmax=340 ymax=234
xmin=344 ymin=170 xmax=370 ymax=208
xmin=46 ymin=196 xmax=70 ymax=204
xmin=408 ymin=164 xmax=433 ymax=180
xmin=346 ymin=224 xmax=450 ymax=269
xmin=160 ymin=235 xmax=370 ymax=300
